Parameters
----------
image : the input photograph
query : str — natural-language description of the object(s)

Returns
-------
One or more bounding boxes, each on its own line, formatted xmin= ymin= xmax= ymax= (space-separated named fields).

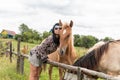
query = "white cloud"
xmin=0 ymin=0 xmax=24 ymax=12
xmin=0 ymin=0 xmax=120 ymax=39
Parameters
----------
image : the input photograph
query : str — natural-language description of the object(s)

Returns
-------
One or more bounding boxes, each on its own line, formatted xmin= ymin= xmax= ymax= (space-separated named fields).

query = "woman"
xmin=29 ymin=23 xmax=62 ymax=80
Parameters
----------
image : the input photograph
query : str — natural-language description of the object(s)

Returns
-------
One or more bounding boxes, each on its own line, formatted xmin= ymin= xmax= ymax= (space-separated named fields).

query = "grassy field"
xmin=0 ymin=39 xmax=88 ymax=80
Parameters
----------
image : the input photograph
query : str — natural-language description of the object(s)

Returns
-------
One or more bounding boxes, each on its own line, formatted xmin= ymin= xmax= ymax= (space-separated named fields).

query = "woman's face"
xmin=54 ymin=25 xmax=62 ymax=35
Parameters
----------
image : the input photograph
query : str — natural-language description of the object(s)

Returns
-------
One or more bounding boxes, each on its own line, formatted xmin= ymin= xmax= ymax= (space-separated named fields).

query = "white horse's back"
xmin=99 ymin=41 xmax=120 ymax=77
xmin=87 ymin=41 xmax=105 ymax=53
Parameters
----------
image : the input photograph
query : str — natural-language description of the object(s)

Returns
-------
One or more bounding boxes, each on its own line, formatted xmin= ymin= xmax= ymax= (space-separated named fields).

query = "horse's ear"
xmin=59 ymin=19 xmax=62 ymax=26
xmin=70 ymin=20 xmax=73 ymax=27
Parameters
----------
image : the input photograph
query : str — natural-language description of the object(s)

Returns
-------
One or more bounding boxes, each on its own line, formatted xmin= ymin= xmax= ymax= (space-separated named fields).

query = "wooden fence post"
xmin=16 ymin=38 xmax=24 ymax=74
xmin=10 ymin=42 xmax=12 ymax=63
xmin=17 ymin=38 xmax=21 ymax=73
xmin=19 ymin=55 xmax=24 ymax=74
xmin=77 ymin=67 xmax=81 ymax=80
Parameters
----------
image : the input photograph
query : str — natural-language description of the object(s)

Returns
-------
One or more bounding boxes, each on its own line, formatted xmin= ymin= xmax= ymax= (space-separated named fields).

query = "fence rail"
xmin=6 ymin=39 xmax=120 ymax=80
xmin=47 ymin=60 xmax=119 ymax=80
xmin=17 ymin=53 xmax=119 ymax=80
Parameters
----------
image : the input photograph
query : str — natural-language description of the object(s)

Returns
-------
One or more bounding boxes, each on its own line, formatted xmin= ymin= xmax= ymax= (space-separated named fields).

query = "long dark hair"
xmin=51 ymin=23 xmax=60 ymax=46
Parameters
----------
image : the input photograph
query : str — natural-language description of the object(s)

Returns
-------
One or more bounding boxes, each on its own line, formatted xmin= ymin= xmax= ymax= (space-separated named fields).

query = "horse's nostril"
xmin=60 ymin=49 xmax=64 ymax=55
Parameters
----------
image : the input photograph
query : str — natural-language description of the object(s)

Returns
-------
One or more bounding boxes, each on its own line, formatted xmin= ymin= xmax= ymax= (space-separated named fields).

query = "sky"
xmin=0 ymin=0 xmax=120 ymax=39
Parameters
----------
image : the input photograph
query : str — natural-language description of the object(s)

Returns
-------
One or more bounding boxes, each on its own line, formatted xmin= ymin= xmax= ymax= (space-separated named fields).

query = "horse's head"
xmin=58 ymin=20 xmax=73 ymax=55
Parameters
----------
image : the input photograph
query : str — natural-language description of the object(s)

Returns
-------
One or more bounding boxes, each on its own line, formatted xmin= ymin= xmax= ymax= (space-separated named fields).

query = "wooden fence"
xmin=7 ymin=38 xmax=120 ymax=80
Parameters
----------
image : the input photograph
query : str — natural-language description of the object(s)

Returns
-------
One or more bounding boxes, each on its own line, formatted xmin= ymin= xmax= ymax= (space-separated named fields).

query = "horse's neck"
xmin=67 ymin=37 xmax=77 ymax=61
xmin=67 ymin=37 xmax=72 ymax=53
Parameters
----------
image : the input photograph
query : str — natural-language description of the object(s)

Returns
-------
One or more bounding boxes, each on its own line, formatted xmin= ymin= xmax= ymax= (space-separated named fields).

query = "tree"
xmin=81 ymin=35 xmax=98 ymax=48
xmin=14 ymin=34 xmax=22 ymax=40
xmin=19 ymin=23 xmax=29 ymax=34
xmin=74 ymin=34 xmax=81 ymax=46
xmin=42 ymin=31 xmax=51 ymax=39
xmin=103 ymin=37 xmax=114 ymax=42
xmin=22 ymin=31 xmax=32 ymax=42
xmin=32 ymin=30 xmax=41 ymax=40
xmin=74 ymin=35 xmax=99 ymax=48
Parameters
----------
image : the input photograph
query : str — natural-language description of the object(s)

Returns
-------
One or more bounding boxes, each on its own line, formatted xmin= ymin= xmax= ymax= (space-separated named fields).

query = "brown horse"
xmin=21 ymin=45 xmax=28 ymax=54
xmin=57 ymin=20 xmax=77 ymax=80
xmin=58 ymin=20 xmax=77 ymax=63
xmin=66 ymin=40 xmax=120 ymax=79
xmin=41 ymin=20 xmax=77 ymax=80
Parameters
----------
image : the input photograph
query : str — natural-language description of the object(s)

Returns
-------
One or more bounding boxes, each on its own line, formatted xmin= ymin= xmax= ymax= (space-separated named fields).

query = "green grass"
xmin=0 ymin=56 xmax=103 ymax=80
xmin=0 ymin=56 xmax=28 ymax=80
xmin=0 ymin=56 xmax=61 ymax=80
xmin=0 ymin=39 xmax=71 ymax=80
xmin=0 ymin=39 xmax=103 ymax=80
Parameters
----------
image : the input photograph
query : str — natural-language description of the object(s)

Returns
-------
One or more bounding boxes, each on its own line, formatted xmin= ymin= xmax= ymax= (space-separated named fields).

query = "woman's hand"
xmin=41 ymin=55 xmax=48 ymax=63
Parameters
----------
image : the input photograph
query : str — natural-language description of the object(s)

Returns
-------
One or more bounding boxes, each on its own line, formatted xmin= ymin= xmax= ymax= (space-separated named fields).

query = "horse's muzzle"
xmin=58 ymin=47 xmax=66 ymax=56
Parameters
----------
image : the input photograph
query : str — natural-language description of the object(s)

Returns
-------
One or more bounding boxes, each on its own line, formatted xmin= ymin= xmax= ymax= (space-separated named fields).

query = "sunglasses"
xmin=55 ymin=27 xmax=62 ymax=30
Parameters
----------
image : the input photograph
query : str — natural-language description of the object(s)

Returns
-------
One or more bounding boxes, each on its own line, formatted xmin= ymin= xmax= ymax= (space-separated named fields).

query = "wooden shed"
xmin=1 ymin=29 xmax=16 ymax=38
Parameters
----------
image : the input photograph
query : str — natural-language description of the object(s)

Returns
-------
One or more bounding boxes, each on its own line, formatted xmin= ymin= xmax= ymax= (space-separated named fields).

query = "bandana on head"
xmin=54 ymin=25 xmax=59 ymax=28
xmin=51 ymin=23 xmax=59 ymax=34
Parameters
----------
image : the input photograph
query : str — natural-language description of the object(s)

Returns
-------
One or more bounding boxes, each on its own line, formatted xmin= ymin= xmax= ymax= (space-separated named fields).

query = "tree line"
xmin=15 ymin=24 xmax=51 ymax=44
xmin=15 ymin=23 xmax=113 ymax=48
